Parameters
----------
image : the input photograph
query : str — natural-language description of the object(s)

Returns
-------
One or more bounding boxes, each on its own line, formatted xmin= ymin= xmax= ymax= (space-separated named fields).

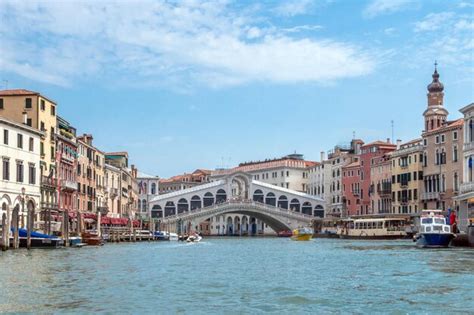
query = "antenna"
xmin=391 ymin=120 xmax=394 ymax=143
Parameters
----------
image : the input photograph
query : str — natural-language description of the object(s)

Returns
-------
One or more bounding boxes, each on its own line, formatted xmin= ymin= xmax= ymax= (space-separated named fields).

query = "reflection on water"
xmin=0 ymin=239 xmax=473 ymax=313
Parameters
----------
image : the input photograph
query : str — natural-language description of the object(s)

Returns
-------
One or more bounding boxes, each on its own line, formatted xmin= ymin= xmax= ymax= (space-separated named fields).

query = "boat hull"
xmin=12 ymin=237 xmax=64 ymax=248
xmin=339 ymin=234 xmax=409 ymax=240
xmin=416 ymin=233 xmax=454 ymax=248
xmin=290 ymin=234 xmax=312 ymax=241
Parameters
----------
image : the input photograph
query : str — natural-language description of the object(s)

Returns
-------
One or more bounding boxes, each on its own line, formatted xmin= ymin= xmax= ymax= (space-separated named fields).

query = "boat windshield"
xmin=434 ymin=218 xmax=445 ymax=225
xmin=421 ymin=218 xmax=433 ymax=224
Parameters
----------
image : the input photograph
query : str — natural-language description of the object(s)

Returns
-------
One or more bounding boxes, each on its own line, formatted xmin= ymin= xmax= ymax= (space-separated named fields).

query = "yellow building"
xmin=0 ymin=89 xmax=58 ymax=218
xmin=390 ymin=139 xmax=424 ymax=214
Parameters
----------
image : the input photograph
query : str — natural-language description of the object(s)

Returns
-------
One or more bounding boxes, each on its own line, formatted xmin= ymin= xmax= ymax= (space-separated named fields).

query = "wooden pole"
xmin=1 ymin=213 xmax=6 ymax=251
xmin=6 ymin=206 xmax=11 ymax=248
xmin=12 ymin=207 xmax=19 ymax=249
xmin=64 ymin=210 xmax=69 ymax=247
xmin=26 ymin=205 xmax=31 ymax=250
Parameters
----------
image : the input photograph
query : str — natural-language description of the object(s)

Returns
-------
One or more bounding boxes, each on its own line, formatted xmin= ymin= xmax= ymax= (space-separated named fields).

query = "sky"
xmin=0 ymin=0 xmax=473 ymax=178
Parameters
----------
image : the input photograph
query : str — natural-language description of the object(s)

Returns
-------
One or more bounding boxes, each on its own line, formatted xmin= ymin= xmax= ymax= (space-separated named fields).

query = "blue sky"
xmin=0 ymin=0 xmax=473 ymax=178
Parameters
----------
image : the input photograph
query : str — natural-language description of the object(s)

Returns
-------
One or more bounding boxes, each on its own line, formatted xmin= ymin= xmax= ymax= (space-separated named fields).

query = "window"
xmin=40 ymin=142 xmax=44 ymax=156
xmin=453 ymin=146 xmax=458 ymax=162
xmin=25 ymin=98 xmax=32 ymax=109
xmin=40 ymin=99 xmax=45 ymax=111
xmin=16 ymin=162 xmax=23 ymax=182
xmin=29 ymin=163 xmax=36 ymax=184
xmin=441 ymin=134 xmax=445 ymax=143
xmin=29 ymin=137 xmax=34 ymax=152
xmin=0 ymin=98 xmax=3 ymax=109
xmin=51 ymin=105 xmax=56 ymax=116
xmin=51 ymin=146 xmax=54 ymax=160
xmin=3 ymin=129 xmax=8 ymax=145
xmin=453 ymin=131 xmax=458 ymax=140
xmin=17 ymin=133 xmax=23 ymax=149
xmin=26 ymin=118 xmax=32 ymax=126
xmin=2 ymin=159 xmax=9 ymax=180
xmin=40 ymin=122 xmax=45 ymax=131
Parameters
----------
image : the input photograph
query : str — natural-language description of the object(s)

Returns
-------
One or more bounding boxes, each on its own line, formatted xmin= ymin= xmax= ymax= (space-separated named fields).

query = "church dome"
xmin=427 ymin=67 xmax=444 ymax=93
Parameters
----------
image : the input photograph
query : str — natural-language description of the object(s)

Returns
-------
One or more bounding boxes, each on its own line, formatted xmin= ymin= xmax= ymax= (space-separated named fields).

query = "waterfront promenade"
xmin=0 ymin=238 xmax=472 ymax=313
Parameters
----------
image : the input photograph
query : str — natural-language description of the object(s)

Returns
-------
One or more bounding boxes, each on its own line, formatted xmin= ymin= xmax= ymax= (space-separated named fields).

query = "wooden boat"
xmin=277 ymin=230 xmax=292 ymax=237
xmin=81 ymin=232 xmax=104 ymax=246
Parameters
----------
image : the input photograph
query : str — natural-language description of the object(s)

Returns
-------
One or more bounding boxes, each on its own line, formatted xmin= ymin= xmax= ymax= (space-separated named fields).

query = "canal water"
xmin=0 ymin=238 xmax=473 ymax=314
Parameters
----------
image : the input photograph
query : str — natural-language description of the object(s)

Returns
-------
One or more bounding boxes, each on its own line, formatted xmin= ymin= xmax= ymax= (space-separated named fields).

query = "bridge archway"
xmin=265 ymin=192 xmax=276 ymax=206
xmin=151 ymin=205 xmax=162 ymax=218
xmin=177 ymin=198 xmax=189 ymax=214
xmin=242 ymin=215 xmax=249 ymax=234
xmin=253 ymin=189 xmax=264 ymax=203
xmin=203 ymin=192 xmax=214 ymax=207
xmin=230 ymin=172 xmax=251 ymax=199
xmin=314 ymin=205 xmax=324 ymax=218
xmin=164 ymin=201 xmax=175 ymax=216
xmin=234 ymin=216 xmax=241 ymax=235
xmin=278 ymin=195 xmax=288 ymax=209
xmin=302 ymin=202 xmax=312 ymax=215
xmin=226 ymin=216 xmax=233 ymax=235
xmin=190 ymin=195 xmax=201 ymax=210
xmin=290 ymin=199 xmax=300 ymax=212
xmin=216 ymin=189 xmax=227 ymax=204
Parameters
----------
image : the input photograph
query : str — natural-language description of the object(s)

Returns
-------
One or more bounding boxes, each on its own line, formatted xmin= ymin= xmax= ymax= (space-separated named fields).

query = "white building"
xmin=456 ymin=103 xmax=474 ymax=232
xmin=137 ymin=171 xmax=160 ymax=219
xmin=0 ymin=117 xmax=42 ymax=230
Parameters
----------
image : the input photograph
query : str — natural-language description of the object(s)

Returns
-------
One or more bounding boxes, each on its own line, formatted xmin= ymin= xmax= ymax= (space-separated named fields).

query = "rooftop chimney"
xmin=22 ymin=111 xmax=27 ymax=125
xmin=387 ymin=138 xmax=391 ymax=144
xmin=396 ymin=139 xmax=402 ymax=150
xmin=320 ymin=151 xmax=325 ymax=162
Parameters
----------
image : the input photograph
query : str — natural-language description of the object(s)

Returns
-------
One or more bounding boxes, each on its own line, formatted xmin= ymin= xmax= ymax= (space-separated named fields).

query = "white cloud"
xmin=282 ymin=25 xmax=323 ymax=33
xmin=0 ymin=0 xmax=377 ymax=89
xmin=414 ymin=12 xmax=455 ymax=32
xmin=383 ymin=27 xmax=396 ymax=35
xmin=459 ymin=1 xmax=474 ymax=8
xmin=455 ymin=19 xmax=474 ymax=31
xmin=273 ymin=0 xmax=315 ymax=17
xmin=363 ymin=0 xmax=415 ymax=18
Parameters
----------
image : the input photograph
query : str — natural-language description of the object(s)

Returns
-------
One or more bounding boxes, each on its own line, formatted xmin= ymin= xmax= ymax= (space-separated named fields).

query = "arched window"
xmin=278 ymin=195 xmax=288 ymax=209
xmin=216 ymin=189 xmax=227 ymax=204
xmin=469 ymin=157 xmax=473 ymax=182
xmin=470 ymin=120 xmax=474 ymax=142
xmin=151 ymin=205 xmax=162 ymax=218
xmin=253 ymin=189 xmax=264 ymax=203
xmin=290 ymin=199 xmax=300 ymax=212
xmin=265 ymin=192 xmax=276 ymax=206
xmin=314 ymin=205 xmax=324 ymax=218
xmin=164 ymin=201 xmax=175 ymax=217
xmin=177 ymin=198 xmax=189 ymax=213
xmin=190 ymin=195 xmax=201 ymax=210
xmin=203 ymin=192 xmax=214 ymax=207
xmin=142 ymin=199 xmax=147 ymax=212
xmin=151 ymin=183 xmax=156 ymax=195
xmin=302 ymin=202 xmax=312 ymax=215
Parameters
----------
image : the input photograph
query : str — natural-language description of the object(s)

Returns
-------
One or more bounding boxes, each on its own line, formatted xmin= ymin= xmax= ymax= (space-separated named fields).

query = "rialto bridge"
xmin=149 ymin=172 xmax=325 ymax=234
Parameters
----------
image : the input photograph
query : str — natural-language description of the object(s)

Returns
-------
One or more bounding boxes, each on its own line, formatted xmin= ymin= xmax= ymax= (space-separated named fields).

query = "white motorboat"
xmin=186 ymin=234 xmax=202 ymax=243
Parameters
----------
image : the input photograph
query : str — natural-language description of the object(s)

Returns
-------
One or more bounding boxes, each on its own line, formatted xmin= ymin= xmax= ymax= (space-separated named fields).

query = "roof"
xmin=106 ymin=151 xmax=129 ymax=157
xmin=0 ymin=89 xmax=57 ymax=104
xmin=344 ymin=161 xmax=360 ymax=168
xmin=137 ymin=171 xmax=158 ymax=179
xmin=361 ymin=140 xmax=397 ymax=148
xmin=252 ymin=180 xmax=324 ymax=202
xmin=0 ymin=117 xmax=44 ymax=136
xmin=150 ymin=180 xmax=225 ymax=202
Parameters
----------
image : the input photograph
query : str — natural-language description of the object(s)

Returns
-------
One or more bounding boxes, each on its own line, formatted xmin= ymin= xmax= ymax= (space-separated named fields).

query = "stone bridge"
xmin=149 ymin=172 xmax=324 ymax=233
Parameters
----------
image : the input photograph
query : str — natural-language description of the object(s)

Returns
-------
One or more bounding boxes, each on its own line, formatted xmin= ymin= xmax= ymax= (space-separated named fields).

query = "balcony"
xmin=40 ymin=202 xmax=58 ymax=210
xmin=352 ymin=190 xmax=360 ymax=196
xmin=377 ymin=189 xmax=392 ymax=196
xmin=61 ymin=152 xmax=75 ymax=164
xmin=463 ymin=142 xmax=474 ymax=152
xmin=41 ymin=176 xmax=56 ymax=188
xmin=460 ymin=182 xmax=474 ymax=194
xmin=61 ymin=179 xmax=77 ymax=192
xmin=421 ymin=192 xmax=440 ymax=201
xmin=107 ymin=188 xmax=119 ymax=198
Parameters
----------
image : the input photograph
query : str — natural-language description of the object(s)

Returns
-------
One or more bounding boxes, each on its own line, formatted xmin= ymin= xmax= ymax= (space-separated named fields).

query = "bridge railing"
xmin=164 ymin=198 xmax=314 ymax=221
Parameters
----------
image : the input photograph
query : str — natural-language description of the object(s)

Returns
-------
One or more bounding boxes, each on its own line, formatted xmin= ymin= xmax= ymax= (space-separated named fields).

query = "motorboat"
xmin=290 ymin=227 xmax=313 ymax=241
xmin=10 ymin=228 xmax=64 ymax=248
xmin=186 ymin=233 xmax=202 ymax=243
xmin=277 ymin=230 xmax=293 ymax=237
xmin=414 ymin=210 xmax=455 ymax=248
xmin=154 ymin=231 xmax=178 ymax=241
xmin=81 ymin=231 xmax=104 ymax=246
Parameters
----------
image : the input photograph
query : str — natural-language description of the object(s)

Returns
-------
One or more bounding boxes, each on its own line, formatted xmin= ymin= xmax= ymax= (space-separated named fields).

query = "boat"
xmin=81 ymin=231 xmax=104 ymax=246
xmin=69 ymin=236 xmax=86 ymax=247
xmin=10 ymin=228 xmax=64 ymax=248
xmin=154 ymin=231 xmax=178 ymax=241
xmin=290 ymin=227 xmax=313 ymax=241
xmin=468 ymin=217 xmax=474 ymax=247
xmin=277 ymin=230 xmax=292 ymax=237
xmin=414 ymin=210 xmax=455 ymax=248
xmin=186 ymin=233 xmax=202 ymax=243
xmin=337 ymin=217 xmax=410 ymax=240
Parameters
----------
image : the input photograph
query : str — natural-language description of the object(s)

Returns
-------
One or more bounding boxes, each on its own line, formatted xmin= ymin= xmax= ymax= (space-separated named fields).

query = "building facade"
xmin=76 ymin=134 xmax=99 ymax=213
xmin=137 ymin=172 xmax=160 ymax=219
xmin=0 ymin=117 xmax=42 ymax=233
xmin=421 ymin=67 xmax=463 ymax=211
xmin=370 ymin=152 xmax=392 ymax=214
xmin=159 ymin=169 xmax=210 ymax=194
xmin=0 ymin=89 xmax=58 ymax=227
xmin=455 ymin=103 xmax=474 ymax=232
xmin=390 ymin=139 xmax=424 ymax=214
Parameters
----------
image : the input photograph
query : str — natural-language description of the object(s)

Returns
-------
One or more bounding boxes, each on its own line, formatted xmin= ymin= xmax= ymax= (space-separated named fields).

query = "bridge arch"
xmin=253 ymin=189 xmax=264 ymax=203
xmin=302 ymin=202 xmax=312 ymax=215
xmin=190 ymin=195 xmax=201 ymax=210
xmin=290 ymin=198 xmax=300 ymax=212
xmin=229 ymin=172 xmax=251 ymax=199
xmin=164 ymin=201 xmax=175 ymax=216
xmin=151 ymin=205 xmax=162 ymax=218
xmin=177 ymin=198 xmax=189 ymax=213
xmin=265 ymin=192 xmax=276 ymax=206
xmin=216 ymin=189 xmax=227 ymax=204
xmin=203 ymin=192 xmax=214 ymax=207
xmin=278 ymin=195 xmax=288 ymax=209
xmin=314 ymin=205 xmax=324 ymax=218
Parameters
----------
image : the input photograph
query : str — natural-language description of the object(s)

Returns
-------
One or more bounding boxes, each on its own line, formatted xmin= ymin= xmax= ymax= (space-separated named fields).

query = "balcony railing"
xmin=352 ymin=190 xmax=360 ymax=196
xmin=41 ymin=176 xmax=56 ymax=187
xmin=107 ymin=188 xmax=119 ymax=197
xmin=41 ymin=202 xmax=58 ymax=210
xmin=61 ymin=152 xmax=75 ymax=163
xmin=463 ymin=142 xmax=474 ymax=152
xmin=460 ymin=182 xmax=474 ymax=194
xmin=61 ymin=179 xmax=77 ymax=191
xmin=421 ymin=191 xmax=440 ymax=201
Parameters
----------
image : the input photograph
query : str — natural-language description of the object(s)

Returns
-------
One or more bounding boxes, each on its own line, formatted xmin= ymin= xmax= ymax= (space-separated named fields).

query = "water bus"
xmin=414 ymin=210 xmax=455 ymax=248
xmin=337 ymin=217 xmax=410 ymax=240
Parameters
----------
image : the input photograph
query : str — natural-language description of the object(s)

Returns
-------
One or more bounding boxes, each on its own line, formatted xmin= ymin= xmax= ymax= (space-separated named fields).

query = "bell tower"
xmin=423 ymin=61 xmax=448 ymax=132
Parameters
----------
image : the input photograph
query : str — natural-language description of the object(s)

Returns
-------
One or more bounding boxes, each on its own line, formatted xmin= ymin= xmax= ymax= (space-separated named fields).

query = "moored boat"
xmin=11 ymin=228 xmax=64 ymax=248
xmin=81 ymin=232 xmax=104 ymax=246
xmin=290 ymin=227 xmax=313 ymax=241
xmin=277 ymin=230 xmax=292 ymax=237
xmin=414 ymin=210 xmax=455 ymax=248
xmin=186 ymin=233 xmax=202 ymax=243
xmin=337 ymin=217 xmax=410 ymax=240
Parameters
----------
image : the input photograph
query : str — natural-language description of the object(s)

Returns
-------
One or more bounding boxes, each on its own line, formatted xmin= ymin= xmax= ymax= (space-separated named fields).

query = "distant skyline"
xmin=1 ymin=0 xmax=473 ymax=178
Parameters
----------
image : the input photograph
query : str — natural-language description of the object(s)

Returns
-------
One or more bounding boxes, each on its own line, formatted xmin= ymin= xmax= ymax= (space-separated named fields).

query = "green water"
xmin=0 ymin=238 xmax=473 ymax=314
